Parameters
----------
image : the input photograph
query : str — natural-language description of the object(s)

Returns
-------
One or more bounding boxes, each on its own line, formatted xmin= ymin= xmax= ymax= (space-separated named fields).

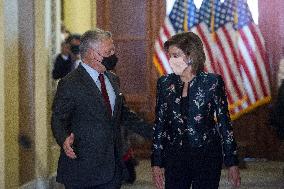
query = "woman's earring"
xmin=187 ymin=59 xmax=192 ymax=65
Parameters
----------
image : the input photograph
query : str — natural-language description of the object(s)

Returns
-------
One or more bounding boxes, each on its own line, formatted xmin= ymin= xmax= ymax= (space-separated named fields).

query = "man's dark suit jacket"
xmin=51 ymin=64 xmax=152 ymax=187
xmin=52 ymin=54 xmax=73 ymax=80
xmin=273 ymin=80 xmax=284 ymax=139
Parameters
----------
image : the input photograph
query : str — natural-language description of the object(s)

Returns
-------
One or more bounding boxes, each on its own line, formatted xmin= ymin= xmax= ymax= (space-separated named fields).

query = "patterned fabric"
xmin=151 ymin=71 xmax=238 ymax=167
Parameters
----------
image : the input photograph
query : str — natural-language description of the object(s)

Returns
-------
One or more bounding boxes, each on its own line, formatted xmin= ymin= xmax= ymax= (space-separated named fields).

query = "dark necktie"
xmin=98 ymin=73 xmax=112 ymax=115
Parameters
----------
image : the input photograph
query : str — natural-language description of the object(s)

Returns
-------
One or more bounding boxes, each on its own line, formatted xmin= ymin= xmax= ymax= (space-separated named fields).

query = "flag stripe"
xmin=196 ymin=24 xmax=219 ymax=73
xmin=215 ymin=26 xmax=248 ymax=109
xmin=216 ymin=23 xmax=246 ymax=107
xmin=153 ymin=53 xmax=166 ymax=75
xmin=238 ymin=28 xmax=268 ymax=97
xmin=154 ymin=42 xmax=173 ymax=74
xmin=249 ymin=24 xmax=271 ymax=87
xmin=164 ymin=17 xmax=176 ymax=36
xmin=237 ymin=40 xmax=259 ymax=101
xmin=222 ymin=24 xmax=241 ymax=73
xmin=191 ymin=27 xmax=214 ymax=73
xmin=249 ymin=24 xmax=267 ymax=65
xmin=242 ymin=25 xmax=269 ymax=94
xmin=215 ymin=31 xmax=244 ymax=100
xmin=221 ymin=25 xmax=248 ymax=100
xmin=240 ymin=65 xmax=255 ymax=104
xmin=196 ymin=23 xmax=236 ymax=108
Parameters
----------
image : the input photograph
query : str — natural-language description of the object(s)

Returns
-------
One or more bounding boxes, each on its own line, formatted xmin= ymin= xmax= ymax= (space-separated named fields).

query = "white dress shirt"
xmin=81 ymin=62 xmax=116 ymax=115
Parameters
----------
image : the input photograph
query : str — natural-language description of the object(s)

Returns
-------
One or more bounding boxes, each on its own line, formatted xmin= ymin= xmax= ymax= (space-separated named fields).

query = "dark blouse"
xmin=181 ymin=96 xmax=189 ymax=118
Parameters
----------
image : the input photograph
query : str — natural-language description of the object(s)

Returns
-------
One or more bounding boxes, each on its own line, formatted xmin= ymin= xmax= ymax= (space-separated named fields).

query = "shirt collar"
xmin=81 ymin=62 xmax=100 ymax=82
xmin=61 ymin=54 xmax=69 ymax=61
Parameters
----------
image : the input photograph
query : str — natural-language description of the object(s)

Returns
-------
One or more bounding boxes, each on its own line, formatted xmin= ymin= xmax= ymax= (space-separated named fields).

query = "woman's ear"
xmin=185 ymin=55 xmax=192 ymax=65
xmin=187 ymin=59 xmax=193 ymax=66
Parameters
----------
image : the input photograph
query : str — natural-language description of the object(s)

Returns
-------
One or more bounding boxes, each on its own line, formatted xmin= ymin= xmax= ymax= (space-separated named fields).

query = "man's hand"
xmin=63 ymin=133 xmax=77 ymax=159
xmin=152 ymin=166 xmax=165 ymax=189
xmin=228 ymin=166 xmax=241 ymax=188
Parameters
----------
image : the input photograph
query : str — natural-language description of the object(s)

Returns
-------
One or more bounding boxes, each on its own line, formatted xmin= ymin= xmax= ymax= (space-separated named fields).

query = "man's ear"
xmin=90 ymin=48 xmax=100 ymax=59
xmin=87 ymin=48 xmax=96 ymax=60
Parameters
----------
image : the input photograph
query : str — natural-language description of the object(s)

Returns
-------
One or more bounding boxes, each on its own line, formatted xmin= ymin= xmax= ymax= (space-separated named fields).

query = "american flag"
xmin=153 ymin=0 xmax=271 ymax=120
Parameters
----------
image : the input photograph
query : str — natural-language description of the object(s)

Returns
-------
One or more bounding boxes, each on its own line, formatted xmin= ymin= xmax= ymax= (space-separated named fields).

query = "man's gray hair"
xmin=79 ymin=28 xmax=112 ymax=58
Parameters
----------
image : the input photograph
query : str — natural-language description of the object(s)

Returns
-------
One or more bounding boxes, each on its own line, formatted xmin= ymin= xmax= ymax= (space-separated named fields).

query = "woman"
xmin=151 ymin=32 xmax=241 ymax=189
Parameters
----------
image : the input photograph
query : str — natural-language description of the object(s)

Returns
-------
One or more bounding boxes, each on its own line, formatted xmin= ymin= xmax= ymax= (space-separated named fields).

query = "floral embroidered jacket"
xmin=151 ymin=72 xmax=238 ymax=168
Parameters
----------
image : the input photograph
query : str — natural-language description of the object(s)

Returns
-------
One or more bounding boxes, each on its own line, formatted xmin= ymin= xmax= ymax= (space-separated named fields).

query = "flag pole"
xmin=183 ymin=0 xmax=188 ymax=31
xmin=210 ymin=0 xmax=216 ymax=41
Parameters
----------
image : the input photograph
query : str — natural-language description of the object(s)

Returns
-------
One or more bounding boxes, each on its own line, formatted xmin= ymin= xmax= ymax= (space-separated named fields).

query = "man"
xmin=51 ymin=28 xmax=152 ymax=189
xmin=277 ymin=48 xmax=284 ymax=88
xmin=271 ymin=49 xmax=284 ymax=140
xmin=52 ymin=34 xmax=81 ymax=80
xmin=273 ymin=80 xmax=284 ymax=140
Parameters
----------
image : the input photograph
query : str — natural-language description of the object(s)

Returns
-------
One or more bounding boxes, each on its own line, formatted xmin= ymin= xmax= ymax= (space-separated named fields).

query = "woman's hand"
xmin=228 ymin=166 xmax=241 ymax=188
xmin=152 ymin=166 xmax=165 ymax=189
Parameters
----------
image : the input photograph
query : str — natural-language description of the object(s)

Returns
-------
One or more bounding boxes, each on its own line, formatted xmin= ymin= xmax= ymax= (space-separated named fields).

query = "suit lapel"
xmin=77 ymin=66 xmax=120 ymax=119
xmin=77 ymin=65 xmax=106 ymax=111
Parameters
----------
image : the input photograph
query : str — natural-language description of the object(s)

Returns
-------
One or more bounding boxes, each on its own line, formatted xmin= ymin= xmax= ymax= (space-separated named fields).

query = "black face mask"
xmin=70 ymin=45 xmax=80 ymax=55
xmin=101 ymin=54 xmax=118 ymax=70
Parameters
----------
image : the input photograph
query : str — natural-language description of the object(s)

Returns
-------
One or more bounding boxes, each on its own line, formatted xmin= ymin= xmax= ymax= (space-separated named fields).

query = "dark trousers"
xmin=65 ymin=149 xmax=123 ymax=189
xmin=165 ymin=142 xmax=223 ymax=189
xmin=64 ymin=163 xmax=122 ymax=189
